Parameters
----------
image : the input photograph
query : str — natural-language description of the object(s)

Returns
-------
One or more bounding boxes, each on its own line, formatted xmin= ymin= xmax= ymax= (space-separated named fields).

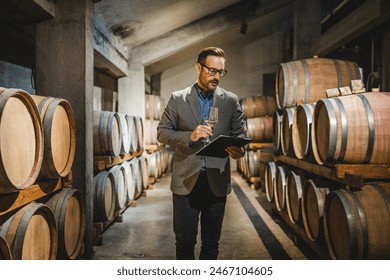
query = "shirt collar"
xmin=195 ymin=83 xmax=213 ymax=101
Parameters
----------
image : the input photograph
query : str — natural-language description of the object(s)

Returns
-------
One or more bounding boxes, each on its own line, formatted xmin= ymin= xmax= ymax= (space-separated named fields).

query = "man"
xmin=157 ymin=47 xmax=247 ymax=260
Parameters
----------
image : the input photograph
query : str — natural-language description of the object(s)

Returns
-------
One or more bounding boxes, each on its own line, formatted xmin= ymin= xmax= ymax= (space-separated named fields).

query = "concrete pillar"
xmin=35 ymin=0 xmax=95 ymax=258
xmin=293 ymin=0 xmax=321 ymax=59
xmin=118 ymin=61 xmax=145 ymax=118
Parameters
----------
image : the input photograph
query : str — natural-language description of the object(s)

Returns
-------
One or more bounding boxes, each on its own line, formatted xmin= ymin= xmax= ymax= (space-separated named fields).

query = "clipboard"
xmin=195 ymin=135 xmax=251 ymax=158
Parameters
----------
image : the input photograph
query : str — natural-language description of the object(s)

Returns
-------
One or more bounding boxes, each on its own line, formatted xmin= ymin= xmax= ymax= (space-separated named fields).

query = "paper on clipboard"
xmin=195 ymin=135 xmax=251 ymax=158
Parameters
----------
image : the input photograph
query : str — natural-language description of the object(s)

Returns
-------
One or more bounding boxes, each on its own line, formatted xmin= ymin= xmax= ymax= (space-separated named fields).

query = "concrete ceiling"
xmin=95 ymin=0 xmax=242 ymax=48
xmin=95 ymin=0 xmax=294 ymax=74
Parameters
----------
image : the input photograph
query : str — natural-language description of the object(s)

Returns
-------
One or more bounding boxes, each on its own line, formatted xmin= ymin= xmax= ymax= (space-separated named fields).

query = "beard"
xmin=207 ymin=79 xmax=219 ymax=90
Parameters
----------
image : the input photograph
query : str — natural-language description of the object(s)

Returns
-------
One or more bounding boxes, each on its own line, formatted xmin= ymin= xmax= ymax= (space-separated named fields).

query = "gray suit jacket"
xmin=157 ymin=83 xmax=246 ymax=197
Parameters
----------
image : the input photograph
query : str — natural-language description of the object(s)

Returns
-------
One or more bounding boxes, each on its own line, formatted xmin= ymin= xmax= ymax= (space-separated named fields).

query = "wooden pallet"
xmin=146 ymin=183 xmax=154 ymax=190
xmin=248 ymin=142 xmax=273 ymax=150
xmin=269 ymin=155 xmax=390 ymax=260
xmin=148 ymin=176 xmax=158 ymax=185
xmin=275 ymin=155 xmax=390 ymax=187
xmin=247 ymin=177 xmax=261 ymax=190
xmin=145 ymin=144 xmax=165 ymax=153
xmin=0 ymin=178 xmax=62 ymax=218
xmin=93 ymin=149 xmax=144 ymax=172
xmin=273 ymin=207 xmax=330 ymax=260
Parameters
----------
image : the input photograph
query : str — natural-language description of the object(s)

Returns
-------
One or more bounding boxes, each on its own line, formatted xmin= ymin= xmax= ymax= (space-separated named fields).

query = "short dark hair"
xmin=197 ymin=47 xmax=225 ymax=64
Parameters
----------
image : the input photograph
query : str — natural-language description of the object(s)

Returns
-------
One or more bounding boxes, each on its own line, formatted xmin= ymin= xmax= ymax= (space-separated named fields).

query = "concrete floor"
xmin=91 ymin=172 xmax=309 ymax=260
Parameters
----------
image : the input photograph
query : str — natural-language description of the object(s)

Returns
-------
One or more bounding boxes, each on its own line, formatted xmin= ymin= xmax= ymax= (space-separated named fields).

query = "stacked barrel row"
xmin=240 ymin=95 xmax=275 ymax=144
xmin=0 ymin=187 xmax=85 ymax=260
xmin=93 ymin=107 xmax=147 ymax=228
xmin=266 ymin=57 xmax=390 ymax=259
xmin=264 ymin=162 xmax=329 ymax=241
xmin=92 ymin=94 xmax=169 ymax=239
xmin=264 ymin=161 xmax=390 ymax=260
xmin=236 ymin=95 xmax=276 ymax=187
xmin=274 ymin=92 xmax=390 ymax=166
xmin=143 ymin=94 xmax=173 ymax=186
xmin=236 ymin=147 xmax=273 ymax=187
xmin=0 ymin=87 xmax=84 ymax=260
xmin=144 ymin=149 xmax=172 ymax=182
xmin=93 ymin=156 xmax=150 ymax=224
xmin=93 ymin=110 xmax=144 ymax=157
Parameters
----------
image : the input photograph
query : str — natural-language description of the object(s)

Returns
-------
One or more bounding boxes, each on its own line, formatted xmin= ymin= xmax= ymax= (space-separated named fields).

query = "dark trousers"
xmin=172 ymin=172 xmax=227 ymax=260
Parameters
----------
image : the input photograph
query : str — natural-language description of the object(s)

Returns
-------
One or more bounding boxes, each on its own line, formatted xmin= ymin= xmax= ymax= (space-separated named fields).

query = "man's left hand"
xmin=225 ymin=146 xmax=245 ymax=159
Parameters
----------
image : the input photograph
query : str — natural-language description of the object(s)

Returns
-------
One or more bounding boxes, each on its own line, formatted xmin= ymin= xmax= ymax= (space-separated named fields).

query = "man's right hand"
xmin=191 ymin=125 xmax=213 ymax=142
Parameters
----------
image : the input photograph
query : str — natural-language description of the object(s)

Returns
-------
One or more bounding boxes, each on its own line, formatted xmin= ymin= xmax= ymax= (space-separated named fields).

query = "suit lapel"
xmin=186 ymin=85 xmax=202 ymax=124
xmin=186 ymin=85 xmax=225 ymax=125
xmin=212 ymin=87 xmax=225 ymax=108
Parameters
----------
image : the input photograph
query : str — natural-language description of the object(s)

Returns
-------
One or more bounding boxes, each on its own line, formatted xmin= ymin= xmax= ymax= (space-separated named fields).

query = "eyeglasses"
xmin=199 ymin=63 xmax=228 ymax=77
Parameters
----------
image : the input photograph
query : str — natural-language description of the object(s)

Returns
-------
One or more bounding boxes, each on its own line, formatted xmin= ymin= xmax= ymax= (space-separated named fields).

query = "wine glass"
xmin=202 ymin=107 xmax=218 ymax=143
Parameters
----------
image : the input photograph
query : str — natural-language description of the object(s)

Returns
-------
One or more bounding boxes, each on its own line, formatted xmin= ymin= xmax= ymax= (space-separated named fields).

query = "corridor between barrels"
xmin=91 ymin=172 xmax=310 ymax=260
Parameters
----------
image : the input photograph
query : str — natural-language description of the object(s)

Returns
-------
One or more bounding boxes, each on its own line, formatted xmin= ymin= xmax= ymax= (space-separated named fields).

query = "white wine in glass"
xmin=202 ymin=107 xmax=218 ymax=143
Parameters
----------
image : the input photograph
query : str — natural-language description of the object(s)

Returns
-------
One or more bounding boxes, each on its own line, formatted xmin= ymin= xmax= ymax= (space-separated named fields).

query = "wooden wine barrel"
xmin=272 ymin=110 xmax=283 ymax=155
xmin=32 ymin=95 xmax=76 ymax=179
xmin=247 ymin=148 xmax=274 ymax=178
xmin=134 ymin=116 xmax=144 ymax=152
xmin=312 ymin=92 xmax=390 ymax=166
xmin=240 ymin=96 xmax=276 ymax=119
xmin=246 ymin=116 xmax=273 ymax=143
xmin=324 ymin=183 xmax=390 ymax=259
xmin=139 ymin=156 xmax=150 ymax=190
xmin=122 ymin=161 xmax=135 ymax=203
xmin=0 ymin=88 xmax=44 ymax=193
xmin=127 ymin=115 xmax=139 ymax=153
xmin=286 ymin=170 xmax=305 ymax=225
xmin=281 ymin=107 xmax=296 ymax=156
xmin=0 ymin=202 xmax=57 ymax=260
xmin=46 ymin=187 xmax=85 ymax=260
xmin=242 ymin=156 xmax=249 ymax=179
xmin=93 ymin=110 xmax=122 ymax=157
xmin=292 ymin=103 xmax=315 ymax=160
xmin=0 ymin=235 xmax=11 ymax=260
xmin=131 ymin=158 xmax=143 ymax=199
xmin=145 ymin=94 xmax=164 ymax=120
xmin=246 ymin=150 xmax=260 ymax=177
xmin=145 ymin=94 xmax=154 ymax=120
xmin=275 ymin=165 xmax=289 ymax=211
xmin=117 ymin=113 xmax=131 ymax=155
xmin=258 ymin=148 xmax=274 ymax=187
xmin=145 ymin=153 xmax=160 ymax=179
xmin=238 ymin=156 xmax=249 ymax=179
xmin=93 ymin=170 xmax=115 ymax=222
xmin=276 ymin=57 xmax=361 ymax=109
xmin=301 ymin=179 xmax=329 ymax=242
xmin=109 ymin=165 xmax=127 ymax=211
xmin=145 ymin=119 xmax=160 ymax=145
xmin=160 ymin=149 xmax=169 ymax=174
xmin=264 ymin=161 xmax=277 ymax=202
